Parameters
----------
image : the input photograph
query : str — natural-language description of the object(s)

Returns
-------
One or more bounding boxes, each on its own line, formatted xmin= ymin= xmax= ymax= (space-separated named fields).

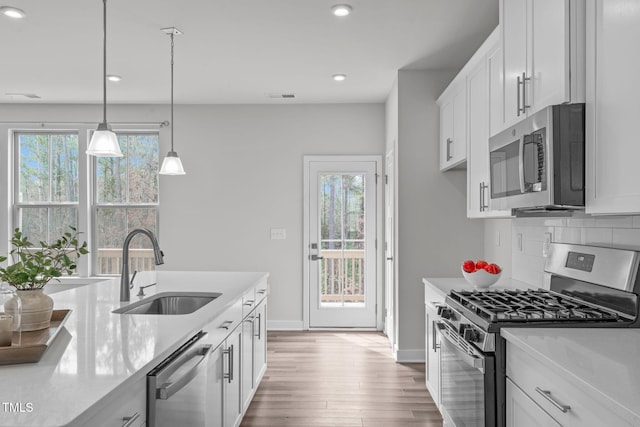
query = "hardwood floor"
xmin=240 ymin=331 xmax=443 ymax=427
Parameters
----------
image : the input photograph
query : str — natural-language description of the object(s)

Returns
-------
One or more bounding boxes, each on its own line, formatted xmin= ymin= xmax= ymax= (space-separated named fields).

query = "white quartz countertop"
xmin=502 ymin=328 xmax=640 ymax=420
xmin=0 ymin=270 xmax=268 ymax=427
xmin=422 ymin=276 xmax=535 ymax=303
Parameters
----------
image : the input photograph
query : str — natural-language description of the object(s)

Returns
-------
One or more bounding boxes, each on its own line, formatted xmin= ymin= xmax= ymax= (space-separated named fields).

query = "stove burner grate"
xmin=449 ymin=289 xmax=621 ymax=323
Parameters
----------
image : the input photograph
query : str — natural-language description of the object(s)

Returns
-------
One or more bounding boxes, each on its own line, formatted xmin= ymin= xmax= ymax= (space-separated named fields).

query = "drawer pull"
xmin=257 ymin=289 xmax=267 ymax=295
xmin=219 ymin=320 xmax=233 ymax=330
xmin=535 ymin=387 xmax=571 ymax=413
xmin=244 ymin=300 xmax=255 ymax=307
xmin=122 ymin=412 xmax=140 ymax=427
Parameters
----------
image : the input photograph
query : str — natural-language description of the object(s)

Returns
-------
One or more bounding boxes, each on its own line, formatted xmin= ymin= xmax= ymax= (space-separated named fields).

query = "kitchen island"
xmin=0 ymin=270 xmax=268 ymax=426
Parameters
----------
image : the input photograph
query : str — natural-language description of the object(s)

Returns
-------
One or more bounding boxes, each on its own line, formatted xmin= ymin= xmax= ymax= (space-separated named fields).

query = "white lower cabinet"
xmin=82 ymin=376 xmax=146 ymax=427
xmin=425 ymin=303 xmax=441 ymax=407
xmin=223 ymin=326 xmax=243 ymax=427
xmin=506 ymin=378 xmax=561 ymax=427
xmin=205 ymin=324 xmax=244 ymax=427
xmin=506 ymin=341 xmax=637 ymax=427
xmin=252 ymin=300 xmax=267 ymax=386
xmin=241 ymin=313 xmax=255 ymax=412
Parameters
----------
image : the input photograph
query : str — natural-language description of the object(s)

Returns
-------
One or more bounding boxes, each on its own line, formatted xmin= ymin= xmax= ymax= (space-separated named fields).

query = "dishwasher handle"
xmin=156 ymin=343 xmax=212 ymax=400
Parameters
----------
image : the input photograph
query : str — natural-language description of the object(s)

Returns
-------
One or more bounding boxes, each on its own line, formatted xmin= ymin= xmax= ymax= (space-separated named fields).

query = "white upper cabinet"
xmin=586 ymin=0 xmax=640 ymax=214
xmin=438 ymin=79 xmax=467 ymax=171
xmin=466 ymin=29 xmax=512 ymax=218
xmin=500 ymin=0 xmax=584 ymax=132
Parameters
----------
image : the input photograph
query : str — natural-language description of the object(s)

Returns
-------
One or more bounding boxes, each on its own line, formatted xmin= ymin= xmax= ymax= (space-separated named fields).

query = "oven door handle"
xmin=437 ymin=322 xmax=485 ymax=373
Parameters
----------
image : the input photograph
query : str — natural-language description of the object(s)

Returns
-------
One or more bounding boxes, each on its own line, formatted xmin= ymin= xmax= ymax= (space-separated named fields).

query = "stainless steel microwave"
xmin=488 ymin=103 xmax=585 ymax=214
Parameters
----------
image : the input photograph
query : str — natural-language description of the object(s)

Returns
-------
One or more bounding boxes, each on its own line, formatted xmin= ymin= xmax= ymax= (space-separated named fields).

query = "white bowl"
xmin=462 ymin=267 xmax=501 ymax=289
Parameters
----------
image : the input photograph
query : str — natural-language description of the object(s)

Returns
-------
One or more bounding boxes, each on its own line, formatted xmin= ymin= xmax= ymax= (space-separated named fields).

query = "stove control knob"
xmin=437 ymin=306 xmax=453 ymax=319
xmin=462 ymin=327 xmax=480 ymax=343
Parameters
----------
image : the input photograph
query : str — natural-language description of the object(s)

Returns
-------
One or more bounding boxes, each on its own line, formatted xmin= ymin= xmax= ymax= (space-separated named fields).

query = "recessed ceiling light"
xmin=0 ymin=6 xmax=26 ymax=19
xmin=106 ymin=75 xmax=122 ymax=82
xmin=331 ymin=4 xmax=352 ymax=17
xmin=332 ymin=74 xmax=347 ymax=82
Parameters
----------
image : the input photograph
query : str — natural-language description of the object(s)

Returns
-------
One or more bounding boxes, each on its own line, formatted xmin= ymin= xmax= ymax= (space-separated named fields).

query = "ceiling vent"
xmin=268 ymin=93 xmax=296 ymax=99
xmin=6 ymin=93 xmax=41 ymax=99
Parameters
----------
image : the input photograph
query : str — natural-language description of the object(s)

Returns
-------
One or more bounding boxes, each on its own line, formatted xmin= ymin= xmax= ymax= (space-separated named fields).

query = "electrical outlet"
xmin=543 ymin=232 xmax=552 ymax=257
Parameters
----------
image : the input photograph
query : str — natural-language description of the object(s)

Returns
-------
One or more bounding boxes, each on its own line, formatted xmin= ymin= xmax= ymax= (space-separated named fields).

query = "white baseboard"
xmin=395 ymin=348 xmax=425 ymax=363
xmin=267 ymin=320 xmax=304 ymax=330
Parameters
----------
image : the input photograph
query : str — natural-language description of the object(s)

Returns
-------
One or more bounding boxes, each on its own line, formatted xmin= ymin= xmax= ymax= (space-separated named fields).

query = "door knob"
xmin=386 ymin=257 xmax=393 ymax=261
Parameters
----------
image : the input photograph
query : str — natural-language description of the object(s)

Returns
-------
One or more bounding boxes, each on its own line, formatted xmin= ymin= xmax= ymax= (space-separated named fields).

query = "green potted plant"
xmin=0 ymin=227 xmax=89 ymax=331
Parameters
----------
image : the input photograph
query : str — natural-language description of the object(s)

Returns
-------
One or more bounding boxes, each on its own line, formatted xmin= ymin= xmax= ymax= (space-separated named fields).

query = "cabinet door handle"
xmin=255 ymin=313 xmax=262 ymax=340
xmin=535 ymin=387 xmax=571 ymax=413
xmin=257 ymin=289 xmax=267 ymax=295
xmin=522 ymin=72 xmax=530 ymax=112
xmin=223 ymin=344 xmax=234 ymax=383
xmin=517 ymin=74 xmax=522 ymax=116
xmin=431 ymin=320 xmax=440 ymax=352
xmin=244 ymin=299 xmax=255 ymax=307
xmin=122 ymin=412 xmax=140 ymax=427
xmin=480 ymin=182 xmax=489 ymax=212
xmin=446 ymin=138 xmax=453 ymax=161
xmin=518 ymin=72 xmax=531 ymax=116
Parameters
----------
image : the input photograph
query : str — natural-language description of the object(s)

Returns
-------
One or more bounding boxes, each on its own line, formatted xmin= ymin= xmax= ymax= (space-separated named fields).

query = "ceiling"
xmin=0 ymin=0 xmax=498 ymax=105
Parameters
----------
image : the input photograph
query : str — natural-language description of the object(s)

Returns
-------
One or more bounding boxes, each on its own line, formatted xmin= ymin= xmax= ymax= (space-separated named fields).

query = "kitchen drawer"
xmin=423 ymin=280 xmax=446 ymax=307
xmin=242 ymin=287 xmax=257 ymax=317
xmin=79 ymin=376 xmax=146 ymax=427
xmin=506 ymin=342 xmax=637 ymax=427
xmin=255 ymin=280 xmax=268 ymax=304
xmin=202 ymin=298 xmax=243 ymax=346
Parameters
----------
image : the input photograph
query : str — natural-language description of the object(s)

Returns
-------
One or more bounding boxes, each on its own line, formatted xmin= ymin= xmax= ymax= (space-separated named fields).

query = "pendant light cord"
xmin=102 ymin=0 xmax=108 ymax=124
xmin=170 ymin=32 xmax=175 ymax=152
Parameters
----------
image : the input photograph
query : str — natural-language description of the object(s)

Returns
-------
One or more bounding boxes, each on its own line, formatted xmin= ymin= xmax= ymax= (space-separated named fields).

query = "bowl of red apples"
xmin=461 ymin=259 xmax=502 ymax=289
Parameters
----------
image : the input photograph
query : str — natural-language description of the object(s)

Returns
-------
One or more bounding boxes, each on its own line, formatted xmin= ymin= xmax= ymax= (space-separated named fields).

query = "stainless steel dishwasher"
xmin=147 ymin=331 xmax=212 ymax=427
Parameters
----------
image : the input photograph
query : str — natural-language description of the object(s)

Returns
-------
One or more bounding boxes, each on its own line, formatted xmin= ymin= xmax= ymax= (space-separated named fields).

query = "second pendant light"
xmin=159 ymin=27 xmax=186 ymax=175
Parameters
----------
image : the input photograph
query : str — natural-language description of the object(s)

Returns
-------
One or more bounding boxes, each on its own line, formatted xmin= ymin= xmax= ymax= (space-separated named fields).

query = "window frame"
xmin=12 ymin=130 xmax=81 ymax=247
xmin=6 ymin=125 xmax=162 ymax=279
xmin=91 ymin=130 xmax=161 ymax=276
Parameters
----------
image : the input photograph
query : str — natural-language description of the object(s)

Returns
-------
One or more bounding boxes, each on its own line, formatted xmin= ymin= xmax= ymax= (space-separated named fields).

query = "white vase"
xmin=16 ymin=289 xmax=53 ymax=331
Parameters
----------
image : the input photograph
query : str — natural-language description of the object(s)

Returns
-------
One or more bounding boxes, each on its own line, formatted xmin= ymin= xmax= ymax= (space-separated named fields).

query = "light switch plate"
xmin=270 ymin=228 xmax=286 ymax=240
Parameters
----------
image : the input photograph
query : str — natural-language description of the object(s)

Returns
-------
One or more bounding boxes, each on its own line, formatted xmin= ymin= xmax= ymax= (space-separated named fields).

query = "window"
xmin=10 ymin=129 xmax=160 ymax=277
xmin=14 ymin=132 xmax=80 ymax=243
xmin=94 ymin=132 xmax=159 ymax=275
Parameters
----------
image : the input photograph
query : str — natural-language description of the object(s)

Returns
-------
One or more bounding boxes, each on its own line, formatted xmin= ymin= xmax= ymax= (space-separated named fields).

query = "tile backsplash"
xmin=511 ymin=214 xmax=640 ymax=287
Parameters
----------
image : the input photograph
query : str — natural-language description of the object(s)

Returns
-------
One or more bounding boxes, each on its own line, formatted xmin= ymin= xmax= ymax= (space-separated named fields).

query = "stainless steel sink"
xmin=113 ymin=292 xmax=221 ymax=315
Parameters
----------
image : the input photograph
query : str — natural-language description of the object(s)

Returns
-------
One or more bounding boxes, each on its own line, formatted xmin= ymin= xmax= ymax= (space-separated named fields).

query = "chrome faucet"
xmin=120 ymin=229 xmax=164 ymax=301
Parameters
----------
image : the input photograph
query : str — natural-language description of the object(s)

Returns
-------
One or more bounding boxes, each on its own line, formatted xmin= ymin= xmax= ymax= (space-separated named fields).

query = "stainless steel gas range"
xmin=436 ymin=243 xmax=640 ymax=427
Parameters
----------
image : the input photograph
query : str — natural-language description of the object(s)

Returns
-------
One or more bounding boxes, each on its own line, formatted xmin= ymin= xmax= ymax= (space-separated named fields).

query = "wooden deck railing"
xmin=97 ymin=248 xmax=365 ymax=305
xmin=320 ymin=249 xmax=365 ymax=303
xmin=97 ymin=248 xmax=156 ymax=275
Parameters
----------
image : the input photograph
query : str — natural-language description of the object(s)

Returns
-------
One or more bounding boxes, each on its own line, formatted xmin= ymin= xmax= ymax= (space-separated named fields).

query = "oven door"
xmin=438 ymin=322 xmax=495 ymax=427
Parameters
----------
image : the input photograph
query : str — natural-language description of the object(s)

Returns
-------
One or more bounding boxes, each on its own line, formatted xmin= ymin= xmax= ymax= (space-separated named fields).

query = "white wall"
xmin=484 ymin=218 xmax=512 ymax=279
xmin=0 ymin=102 xmax=385 ymax=328
xmin=387 ymin=70 xmax=484 ymax=361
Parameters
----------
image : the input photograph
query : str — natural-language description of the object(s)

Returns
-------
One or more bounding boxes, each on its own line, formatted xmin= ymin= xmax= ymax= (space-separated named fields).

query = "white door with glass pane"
xmin=305 ymin=158 xmax=379 ymax=328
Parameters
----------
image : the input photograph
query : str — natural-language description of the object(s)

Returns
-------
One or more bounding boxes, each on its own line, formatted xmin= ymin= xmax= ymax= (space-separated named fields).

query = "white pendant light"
xmin=159 ymin=27 xmax=186 ymax=175
xmin=87 ymin=0 xmax=123 ymax=157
